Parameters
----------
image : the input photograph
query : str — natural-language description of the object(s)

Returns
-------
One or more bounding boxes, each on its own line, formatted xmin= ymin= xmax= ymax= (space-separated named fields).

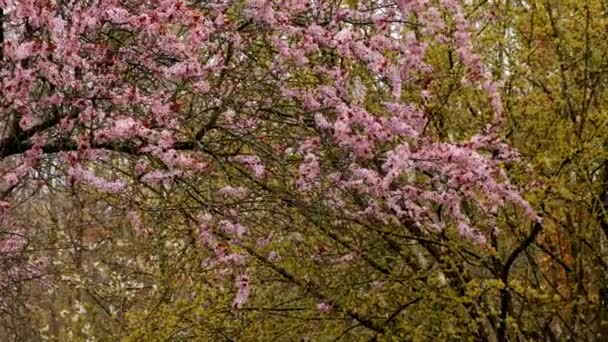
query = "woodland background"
xmin=0 ymin=0 xmax=607 ymax=341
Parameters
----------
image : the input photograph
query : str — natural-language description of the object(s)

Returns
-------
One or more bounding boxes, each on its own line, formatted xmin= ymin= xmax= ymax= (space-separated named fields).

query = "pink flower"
xmin=68 ymin=167 xmax=127 ymax=193
xmin=317 ymin=302 xmax=331 ymax=314
xmin=2 ymin=234 xmax=26 ymax=254
xmin=95 ymin=117 xmax=148 ymax=143
xmin=267 ymin=251 xmax=281 ymax=263
xmin=256 ymin=232 xmax=274 ymax=248
xmin=106 ymin=7 xmax=131 ymax=23
xmin=15 ymin=42 xmax=36 ymax=60
xmin=297 ymin=153 xmax=320 ymax=190
xmin=19 ymin=114 xmax=36 ymax=130
xmin=314 ymin=113 xmax=331 ymax=129
xmin=232 ymin=275 xmax=251 ymax=310
xmin=4 ymin=172 xmax=20 ymax=186
xmin=219 ymin=220 xmax=248 ymax=239
xmin=218 ymin=186 xmax=249 ymax=199
xmin=232 ymin=155 xmax=265 ymax=178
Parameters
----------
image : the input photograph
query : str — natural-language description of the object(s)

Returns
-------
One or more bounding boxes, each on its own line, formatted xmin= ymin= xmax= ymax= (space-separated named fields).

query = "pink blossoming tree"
xmin=0 ymin=0 xmax=543 ymax=340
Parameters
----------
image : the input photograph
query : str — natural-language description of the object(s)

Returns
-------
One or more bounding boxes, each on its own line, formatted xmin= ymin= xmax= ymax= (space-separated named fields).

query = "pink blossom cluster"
xmin=233 ymin=274 xmax=251 ymax=310
xmin=232 ymin=155 xmax=265 ymax=179
xmin=68 ymin=167 xmax=126 ymax=194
